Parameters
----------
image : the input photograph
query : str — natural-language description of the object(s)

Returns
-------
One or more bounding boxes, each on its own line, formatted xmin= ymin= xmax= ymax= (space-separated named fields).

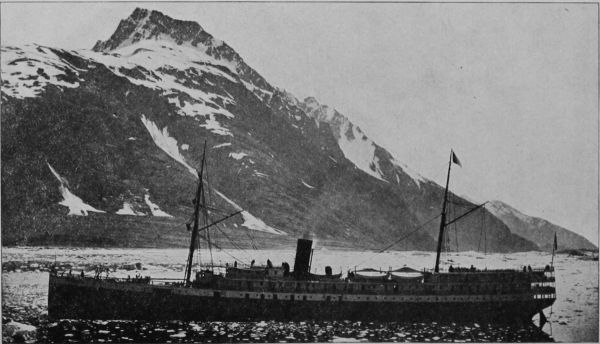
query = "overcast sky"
xmin=1 ymin=2 xmax=597 ymax=244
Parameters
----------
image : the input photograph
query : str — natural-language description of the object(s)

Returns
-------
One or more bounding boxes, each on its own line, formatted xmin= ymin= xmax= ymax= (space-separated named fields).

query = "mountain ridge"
xmin=1 ymin=8 xmax=542 ymax=253
xmin=487 ymin=200 xmax=596 ymax=251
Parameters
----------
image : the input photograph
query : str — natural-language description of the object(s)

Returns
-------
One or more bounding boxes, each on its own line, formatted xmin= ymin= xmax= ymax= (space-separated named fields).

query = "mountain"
xmin=1 ymin=8 xmax=538 ymax=252
xmin=487 ymin=201 xmax=596 ymax=251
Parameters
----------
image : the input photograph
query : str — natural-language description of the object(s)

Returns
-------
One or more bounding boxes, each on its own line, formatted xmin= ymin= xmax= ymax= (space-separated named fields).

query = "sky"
xmin=1 ymin=2 xmax=598 ymax=244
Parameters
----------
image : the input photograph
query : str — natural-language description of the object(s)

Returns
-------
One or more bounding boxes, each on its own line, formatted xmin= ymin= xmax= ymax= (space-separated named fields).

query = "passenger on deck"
xmin=234 ymin=261 xmax=237 ymax=268
xmin=449 ymin=265 xmax=454 ymax=272
xmin=528 ymin=265 xmax=532 ymax=272
xmin=80 ymin=270 xmax=84 ymax=278
xmin=267 ymin=259 xmax=273 ymax=268
xmin=470 ymin=265 xmax=475 ymax=272
xmin=523 ymin=266 xmax=527 ymax=272
xmin=251 ymin=260 xmax=255 ymax=267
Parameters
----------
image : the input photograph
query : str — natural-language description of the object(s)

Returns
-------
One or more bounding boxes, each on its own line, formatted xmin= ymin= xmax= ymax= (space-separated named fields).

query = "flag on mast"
xmin=451 ymin=150 xmax=462 ymax=167
xmin=553 ymin=233 xmax=558 ymax=251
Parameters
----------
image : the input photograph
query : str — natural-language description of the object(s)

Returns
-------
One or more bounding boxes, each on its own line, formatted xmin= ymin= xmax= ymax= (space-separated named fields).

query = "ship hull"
xmin=48 ymin=275 xmax=553 ymax=323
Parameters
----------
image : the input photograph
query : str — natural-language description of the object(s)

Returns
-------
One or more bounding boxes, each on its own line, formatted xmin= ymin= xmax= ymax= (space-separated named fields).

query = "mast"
xmin=184 ymin=142 xmax=207 ymax=285
xmin=202 ymin=156 xmax=214 ymax=272
xmin=434 ymin=151 xmax=453 ymax=273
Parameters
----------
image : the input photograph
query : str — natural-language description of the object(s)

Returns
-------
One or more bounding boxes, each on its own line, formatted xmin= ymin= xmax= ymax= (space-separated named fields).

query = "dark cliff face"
xmin=1 ymin=8 xmax=539 ymax=252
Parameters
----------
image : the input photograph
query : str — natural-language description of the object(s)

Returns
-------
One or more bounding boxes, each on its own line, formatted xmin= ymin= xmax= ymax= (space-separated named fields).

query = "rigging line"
xmin=205 ymin=158 xmax=219 ymax=249
xmin=197 ymin=233 xmax=249 ymax=266
xmin=453 ymin=195 xmax=459 ymax=253
xmin=214 ymin=223 xmax=251 ymax=257
xmin=484 ymin=210 xmax=487 ymax=255
xmin=478 ymin=208 xmax=484 ymax=252
xmin=244 ymin=227 xmax=258 ymax=250
xmin=447 ymin=198 xmax=474 ymax=207
xmin=354 ymin=214 xmax=442 ymax=267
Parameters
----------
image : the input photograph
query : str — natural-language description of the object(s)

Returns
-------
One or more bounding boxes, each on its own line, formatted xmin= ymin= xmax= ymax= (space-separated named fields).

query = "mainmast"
xmin=184 ymin=142 xmax=207 ymax=285
xmin=434 ymin=150 xmax=460 ymax=273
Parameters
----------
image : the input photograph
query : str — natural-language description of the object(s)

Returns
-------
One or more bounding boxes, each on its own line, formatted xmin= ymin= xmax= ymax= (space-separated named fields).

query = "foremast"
xmin=184 ymin=142 xmax=207 ymax=286
xmin=183 ymin=142 xmax=243 ymax=285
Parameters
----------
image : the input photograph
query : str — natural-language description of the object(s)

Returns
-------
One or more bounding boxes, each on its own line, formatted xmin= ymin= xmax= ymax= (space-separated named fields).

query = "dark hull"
xmin=48 ymin=275 xmax=554 ymax=323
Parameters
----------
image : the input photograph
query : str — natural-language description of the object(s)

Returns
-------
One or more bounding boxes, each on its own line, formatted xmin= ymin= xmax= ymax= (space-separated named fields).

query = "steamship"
xmin=48 ymin=148 xmax=556 ymax=323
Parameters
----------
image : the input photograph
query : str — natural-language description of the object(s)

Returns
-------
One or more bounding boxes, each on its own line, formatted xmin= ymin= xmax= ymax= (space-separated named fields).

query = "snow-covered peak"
xmin=92 ymin=8 xmax=206 ymax=53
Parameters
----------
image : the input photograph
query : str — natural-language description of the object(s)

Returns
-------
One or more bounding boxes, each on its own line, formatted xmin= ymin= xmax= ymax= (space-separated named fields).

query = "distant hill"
xmin=487 ymin=201 xmax=596 ymax=251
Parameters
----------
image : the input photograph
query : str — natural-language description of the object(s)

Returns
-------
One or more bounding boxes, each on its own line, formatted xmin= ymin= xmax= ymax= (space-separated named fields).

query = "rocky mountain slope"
xmin=487 ymin=201 xmax=596 ymax=251
xmin=1 ymin=8 xmax=538 ymax=252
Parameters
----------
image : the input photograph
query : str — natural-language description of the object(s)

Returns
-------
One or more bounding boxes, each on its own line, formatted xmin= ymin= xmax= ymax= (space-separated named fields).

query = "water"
xmin=2 ymin=247 xmax=597 ymax=342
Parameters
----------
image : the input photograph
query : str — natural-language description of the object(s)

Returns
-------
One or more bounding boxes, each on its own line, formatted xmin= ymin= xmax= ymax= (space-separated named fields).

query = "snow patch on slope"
xmin=229 ymin=152 xmax=248 ymax=160
xmin=337 ymin=122 xmax=386 ymax=182
xmin=254 ymin=171 xmax=269 ymax=178
xmin=304 ymin=97 xmax=429 ymax=187
xmin=80 ymin=40 xmax=237 ymax=137
xmin=1 ymin=45 xmax=81 ymax=99
xmin=212 ymin=190 xmax=285 ymax=235
xmin=116 ymin=202 xmax=145 ymax=216
xmin=47 ymin=163 xmax=105 ymax=216
xmin=141 ymin=115 xmax=197 ymax=177
xmin=487 ymin=200 xmax=535 ymax=225
xmin=213 ymin=142 xmax=231 ymax=149
xmin=391 ymin=158 xmax=426 ymax=188
xmin=301 ymin=179 xmax=315 ymax=189
xmin=198 ymin=114 xmax=232 ymax=136
xmin=144 ymin=194 xmax=172 ymax=217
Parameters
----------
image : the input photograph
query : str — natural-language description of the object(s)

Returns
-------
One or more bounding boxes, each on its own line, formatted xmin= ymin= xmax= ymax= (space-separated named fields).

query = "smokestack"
xmin=293 ymin=238 xmax=312 ymax=279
